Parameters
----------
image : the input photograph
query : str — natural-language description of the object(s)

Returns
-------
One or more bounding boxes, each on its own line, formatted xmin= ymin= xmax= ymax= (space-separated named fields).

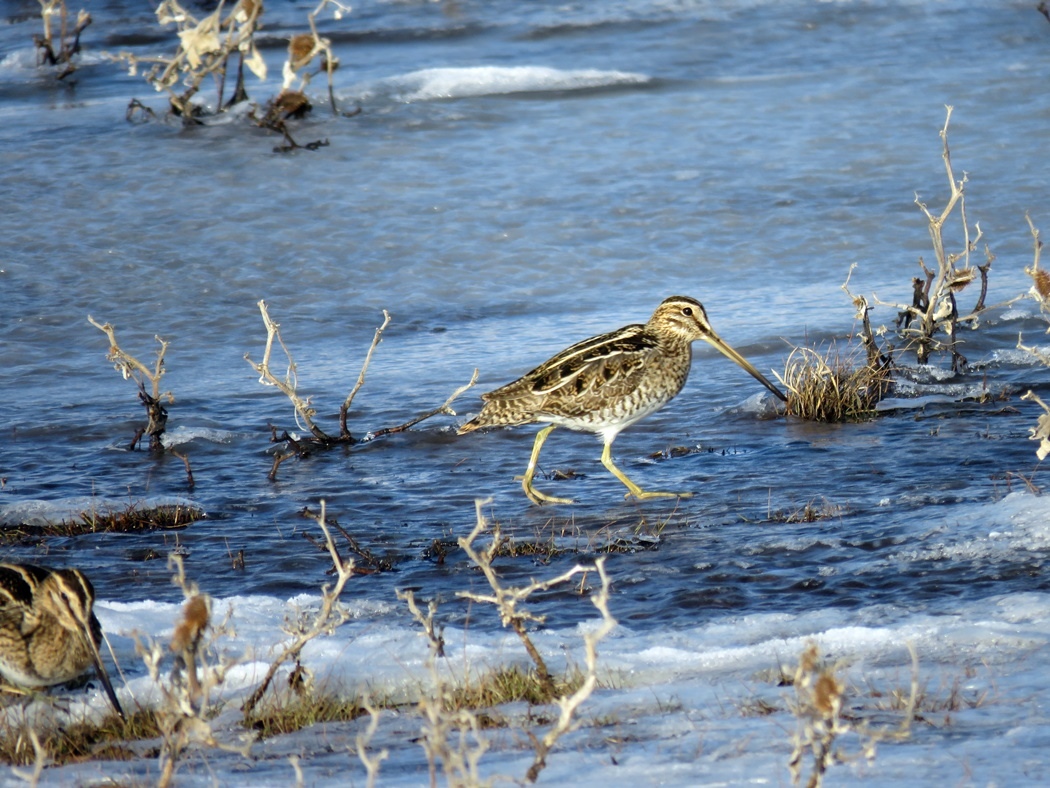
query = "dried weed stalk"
xmin=523 ymin=556 xmax=614 ymax=783
xmin=241 ymin=501 xmax=355 ymax=721
xmin=788 ymin=642 xmax=917 ymax=788
xmin=399 ymin=500 xmax=615 ymax=785
xmin=872 ymin=106 xmax=992 ymax=372
xmin=254 ymin=1 xmax=352 ymax=150
xmin=399 ymin=588 xmax=488 ymax=788
xmin=1023 ymin=214 xmax=1048 ymax=319
xmin=34 ymin=0 xmax=91 ymax=77
xmin=353 ymin=695 xmax=390 ymax=788
xmin=136 ymin=554 xmax=247 ymax=788
xmin=245 ymin=299 xmax=476 ymax=480
xmin=87 ymin=316 xmax=174 ymax=452
xmin=1016 ymin=217 xmax=1050 ymax=462
xmin=282 ymin=1 xmax=350 ymax=108
xmin=456 ymin=500 xmax=595 ymax=695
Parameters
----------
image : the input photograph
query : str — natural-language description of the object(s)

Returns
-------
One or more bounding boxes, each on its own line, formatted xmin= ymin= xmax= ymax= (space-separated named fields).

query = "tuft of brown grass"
xmin=779 ymin=344 xmax=891 ymax=423
xmin=0 ymin=707 xmax=160 ymax=767
xmin=246 ymin=687 xmax=370 ymax=739
xmin=445 ymin=665 xmax=586 ymax=712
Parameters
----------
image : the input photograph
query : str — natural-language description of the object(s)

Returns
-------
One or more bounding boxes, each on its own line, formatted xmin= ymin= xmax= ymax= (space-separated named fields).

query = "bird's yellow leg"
xmin=600 ymin=442 xmax=692 ymax=500
xmin=516 ymin=425 xmax=574 ymax=505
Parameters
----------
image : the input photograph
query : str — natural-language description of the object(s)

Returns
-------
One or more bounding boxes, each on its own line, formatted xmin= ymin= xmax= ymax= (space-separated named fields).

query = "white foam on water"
xmin=352 ymin=65 xmax=651 ymax=103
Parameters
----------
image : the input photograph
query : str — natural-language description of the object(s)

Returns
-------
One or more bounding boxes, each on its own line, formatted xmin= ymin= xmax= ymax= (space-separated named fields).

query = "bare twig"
xmin=241 ymin=500 xmax=355 ymax=719
xmin=246 ymin=300 xmax=331 ymax=443
xmin=366 ymin=368 xmax=479 ymax=441
xmin=524 ymin=556 xmax=615 ymax=783
xmin=248 ymin=301 xmax=476 ymax=478
xmin=340 ymin=310 xmax=391 ymax=440
xmin=88 ymin=316 xmax=173 ymax=451
xmin=457 ymin=499 xmax=593 ymax=693
xmin=354 ymin=695 xmax=390 ymax=788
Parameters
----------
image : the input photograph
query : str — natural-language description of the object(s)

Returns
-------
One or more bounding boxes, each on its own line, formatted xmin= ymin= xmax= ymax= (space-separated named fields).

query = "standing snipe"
xmin=458 ymin=295 xmax=786 ymax=504
xmin=0 ymin=563 xmax=125 ymax=719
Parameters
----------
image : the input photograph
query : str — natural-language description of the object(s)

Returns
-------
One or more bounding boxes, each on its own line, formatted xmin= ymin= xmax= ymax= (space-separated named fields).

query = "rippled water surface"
xmin=3 ymin=0 xmax=1050 ymax=638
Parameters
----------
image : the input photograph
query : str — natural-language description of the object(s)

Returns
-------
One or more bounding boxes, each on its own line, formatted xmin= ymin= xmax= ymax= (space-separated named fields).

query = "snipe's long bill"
xmin=458 ymin=295 xmax=785 ymax=505
xmin=0 ymin=563 xmax=125 ymax=720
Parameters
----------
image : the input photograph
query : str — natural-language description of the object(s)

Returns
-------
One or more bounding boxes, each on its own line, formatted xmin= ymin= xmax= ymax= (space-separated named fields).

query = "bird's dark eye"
xmin=682 ymin=307 xmax=693 ymax=316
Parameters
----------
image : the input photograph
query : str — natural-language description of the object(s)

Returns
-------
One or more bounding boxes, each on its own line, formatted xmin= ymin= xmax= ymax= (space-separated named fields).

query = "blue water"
xmin=2 ymin=0 xmax=1050 ymax=636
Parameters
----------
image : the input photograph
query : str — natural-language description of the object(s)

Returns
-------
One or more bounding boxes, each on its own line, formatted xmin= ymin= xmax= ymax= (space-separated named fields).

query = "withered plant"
xmin=116 ymin=0 xmax=266 ymax=122
xmin=240 ymin=501 xmax=355 ymax=722
xmin=245 ymin=299 xmax=476 ymax=480
xmin=34 ymin=0 xmax=91 ymax=78
xmin=788 ymin=642 xmax=917 ymax=788
xmin=778 ymin=342 xmax=891 ymax=423
xmin=1015 ymin=216 xmax=1050 ymax=462
xmin=88 ymin=316 xmax=175 ymax=454
xmin=135 ymin=554 xmax=249 ymax=787
xmin=439 ymin=498 xmax=616 ymax=784
xmin=113 ymin=0 xmax=353 ymax=149
xmin=873 ymin=106 xmax=993 ymax=372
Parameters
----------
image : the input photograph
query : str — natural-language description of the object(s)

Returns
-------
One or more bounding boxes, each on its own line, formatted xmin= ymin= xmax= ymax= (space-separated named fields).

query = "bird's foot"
xmin=517 ymin=475 xmax=575 ymax=505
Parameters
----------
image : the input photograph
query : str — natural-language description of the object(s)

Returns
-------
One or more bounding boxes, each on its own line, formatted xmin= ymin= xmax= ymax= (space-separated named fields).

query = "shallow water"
xmin=2 ymin=0 xmax=1050 ymax=783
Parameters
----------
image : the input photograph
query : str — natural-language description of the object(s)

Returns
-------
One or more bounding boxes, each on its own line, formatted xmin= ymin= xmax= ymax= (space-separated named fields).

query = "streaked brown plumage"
xmin=458 ymin=295 xmax=786 ymax=504
xmin=0 ymin=563 xmax=125 ymax=719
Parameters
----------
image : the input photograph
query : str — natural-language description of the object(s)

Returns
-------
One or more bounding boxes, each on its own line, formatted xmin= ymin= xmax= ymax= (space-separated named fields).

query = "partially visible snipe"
xmin=458 ymin=296 xmax=786 ymax=504
xmin=0 ymin=563 xmax=125 ymax=719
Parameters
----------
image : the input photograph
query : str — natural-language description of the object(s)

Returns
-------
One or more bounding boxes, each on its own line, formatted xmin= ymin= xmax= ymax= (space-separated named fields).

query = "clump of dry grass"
xmin=0 ymin=502 xmax=205 ymax=546
xmin=0 ymin=707 xmax=160 ymax=767
xmin=779 ymin=344 xmax=891 ymax=422
xmin=768 ymin=497 xmax=846 ymax=524
xmin=246 ymin=686 xmax=369 ymax=739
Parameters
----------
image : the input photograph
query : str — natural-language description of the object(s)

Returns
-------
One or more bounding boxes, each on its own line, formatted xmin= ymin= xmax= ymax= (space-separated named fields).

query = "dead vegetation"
xmin=787 ymin=642 xmax=917 ymax=788
xmin=88 ymin=317 xmax=174 ymax=453
xmin=766 ymin=496 xmax=845 ymax=524
xmin=108 ymin=0 xmax=354 ymax=150
xmin=0 ymin=502 xmax=204 ymax=546
xmin=779 ymin=341 xmax=891 ymax=422
xmin=874 ymin=106 xmax=993 ymax=372
xmin=783 ymin=106 xmax=1036 ymax=423
xmin=0 ymin=497 xmax=618 ymax=785
xmin=33 ymin=0 xmax=91 ymax=78
xmin=245 ymin=300 xmax=477 ymax=481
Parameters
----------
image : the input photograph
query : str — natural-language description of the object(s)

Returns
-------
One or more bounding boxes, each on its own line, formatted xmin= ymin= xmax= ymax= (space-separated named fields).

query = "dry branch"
xmin=246 ymin=299 xmax=476 ymax=479
xmin=524 ymin=556 xmax=615 ymax=783
xmin=456 ymin=500 xmax=593 ymax=693
xmin=88 ymin=316 xmax=173 ymax=451
xmin=870 ymin=106 xmax=992 ymax=371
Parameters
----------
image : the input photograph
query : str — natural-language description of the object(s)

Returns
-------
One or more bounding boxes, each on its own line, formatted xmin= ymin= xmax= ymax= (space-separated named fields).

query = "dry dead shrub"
xmin=33 ymin=0 xmax=91 ymax=77
xmin=788 ymin=642 xmax=916 ymax=788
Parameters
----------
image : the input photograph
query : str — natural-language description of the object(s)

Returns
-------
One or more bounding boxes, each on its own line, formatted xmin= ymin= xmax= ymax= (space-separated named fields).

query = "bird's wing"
xmin=525 ymin=324 xmax=660 ymax=397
